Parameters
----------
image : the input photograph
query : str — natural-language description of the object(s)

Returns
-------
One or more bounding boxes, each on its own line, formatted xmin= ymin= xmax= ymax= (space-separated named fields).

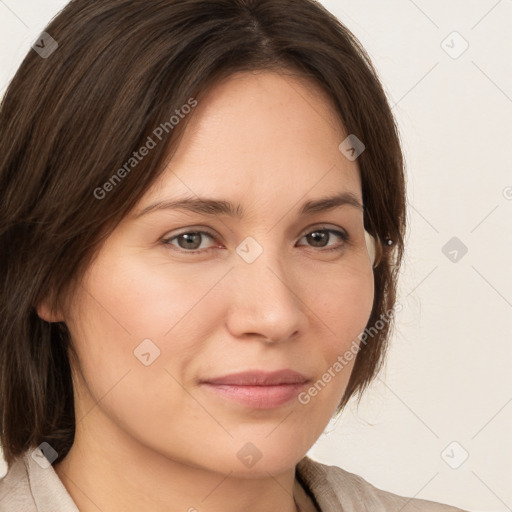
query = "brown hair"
xmin=0 ymin=0 xmax=406 ymax=467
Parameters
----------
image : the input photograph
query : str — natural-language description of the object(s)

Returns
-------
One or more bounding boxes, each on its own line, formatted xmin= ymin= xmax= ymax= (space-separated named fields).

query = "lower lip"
xmin=201 ymin=382 xmax=308 ymax=409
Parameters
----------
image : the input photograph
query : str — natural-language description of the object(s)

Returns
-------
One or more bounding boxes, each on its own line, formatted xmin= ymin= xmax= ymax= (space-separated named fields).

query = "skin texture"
xmin=39 ymin=70 xmax=375 ymax=512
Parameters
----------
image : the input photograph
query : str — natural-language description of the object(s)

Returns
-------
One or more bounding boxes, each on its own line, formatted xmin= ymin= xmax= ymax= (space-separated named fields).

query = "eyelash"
xmin=161 ymin=226 xmax=350 ymax=255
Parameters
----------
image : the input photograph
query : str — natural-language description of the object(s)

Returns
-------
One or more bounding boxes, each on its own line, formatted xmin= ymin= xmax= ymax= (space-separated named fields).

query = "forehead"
xmin=139 ymin=70 xmax=362 ymax=212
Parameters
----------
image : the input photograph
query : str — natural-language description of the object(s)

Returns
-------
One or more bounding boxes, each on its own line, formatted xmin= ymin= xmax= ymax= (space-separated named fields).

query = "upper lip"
xmin=201 ymin=369 xmax=309 ymax=386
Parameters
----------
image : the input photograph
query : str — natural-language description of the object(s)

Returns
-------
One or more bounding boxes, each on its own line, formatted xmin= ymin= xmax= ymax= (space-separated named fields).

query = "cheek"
xmin=66 ymin=259 xmax=226 ymax=457
xmin=66 ymin=252 xmax=228 ymax=407
xmin=285 ymin=259 xmax=374 ymax=413
xmin=302 ymin=258 xmax=375 ymax=346
xmin=73 ymin=249 xmax=229 ymax=345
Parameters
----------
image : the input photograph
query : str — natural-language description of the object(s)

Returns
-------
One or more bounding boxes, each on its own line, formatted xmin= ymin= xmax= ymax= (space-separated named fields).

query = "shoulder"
xmin=0 ymin=454 xmax=36 ymax=512
xmin=297 ymin=456 xmax=469 ymax=512
xmin=0 ymin=448 xmax=78 ymax=512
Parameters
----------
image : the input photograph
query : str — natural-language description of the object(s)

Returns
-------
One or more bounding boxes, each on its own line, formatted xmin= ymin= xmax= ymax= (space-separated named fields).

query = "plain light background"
xmin=1 ymin=1 xmax=511 ymax=511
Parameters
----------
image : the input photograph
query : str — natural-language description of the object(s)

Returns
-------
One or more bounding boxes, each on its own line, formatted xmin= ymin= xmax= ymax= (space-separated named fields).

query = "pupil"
xmin=308 ymin=231 xmax=327 ymax=247
xmin=181 ymin=233 xmax=201 ymax=249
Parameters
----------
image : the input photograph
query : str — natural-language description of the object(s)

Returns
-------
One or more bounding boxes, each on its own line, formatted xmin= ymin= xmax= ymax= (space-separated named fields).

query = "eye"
xmin=163 ymin=230 xmax=218 ymax=252
xmin=297 ymin=227 xmax=349 ymax=252
xmin=161 ymin=226 xmax=349 ymax=254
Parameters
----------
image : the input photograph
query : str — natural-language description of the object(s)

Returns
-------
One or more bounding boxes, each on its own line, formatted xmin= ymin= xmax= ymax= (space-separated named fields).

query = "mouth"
xmin=199 ymin=369 xmax=310 ymax=409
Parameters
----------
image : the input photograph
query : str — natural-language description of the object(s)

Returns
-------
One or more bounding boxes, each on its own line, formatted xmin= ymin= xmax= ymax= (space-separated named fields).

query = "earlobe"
xmin=35 ymin=299 xmax=65 ymax=323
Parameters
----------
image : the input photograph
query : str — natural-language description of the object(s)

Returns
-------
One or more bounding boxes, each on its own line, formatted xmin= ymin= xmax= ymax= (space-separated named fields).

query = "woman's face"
xmin=55 ymin=71 xmax=374 ymax=476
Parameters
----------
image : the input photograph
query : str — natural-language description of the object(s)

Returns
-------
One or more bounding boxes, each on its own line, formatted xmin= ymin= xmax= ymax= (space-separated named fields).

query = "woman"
xmin=0 ymin=1 xmax=468 ymax=511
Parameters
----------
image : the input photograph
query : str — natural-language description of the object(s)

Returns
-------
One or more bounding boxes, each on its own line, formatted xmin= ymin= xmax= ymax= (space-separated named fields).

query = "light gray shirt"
xmin=0 ymin=448 xmax=469 ymax=511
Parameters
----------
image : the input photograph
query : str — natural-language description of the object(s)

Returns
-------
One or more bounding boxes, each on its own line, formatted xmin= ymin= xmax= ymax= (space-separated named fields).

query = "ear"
xmin=364 ymin=230 xmax=377 ymax=267
xmin=35 ymin=297 xmax=65 ymax=323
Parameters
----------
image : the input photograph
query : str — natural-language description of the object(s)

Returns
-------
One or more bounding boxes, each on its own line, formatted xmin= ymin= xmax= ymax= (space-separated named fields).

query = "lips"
xmin=201 ymin=369 xmax=309 ymax=386
xmin=199 ymin=370 xmax=310 ymax=409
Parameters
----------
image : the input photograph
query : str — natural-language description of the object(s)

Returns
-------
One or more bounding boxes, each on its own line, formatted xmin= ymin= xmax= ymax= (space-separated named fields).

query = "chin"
xmin=185 ymin=441 xmax=308 ymax=478
xmin=225 ymin=454 xmax=304 ymax=479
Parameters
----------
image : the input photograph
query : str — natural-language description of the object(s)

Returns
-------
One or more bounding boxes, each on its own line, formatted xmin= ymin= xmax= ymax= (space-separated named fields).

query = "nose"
xmin=225 ymin=248 xmax=307 ymax=344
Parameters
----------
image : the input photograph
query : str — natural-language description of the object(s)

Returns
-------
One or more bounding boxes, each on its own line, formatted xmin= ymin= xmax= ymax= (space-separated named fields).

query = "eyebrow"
xmin=134 ymin=191 xmax=364 ymax=219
